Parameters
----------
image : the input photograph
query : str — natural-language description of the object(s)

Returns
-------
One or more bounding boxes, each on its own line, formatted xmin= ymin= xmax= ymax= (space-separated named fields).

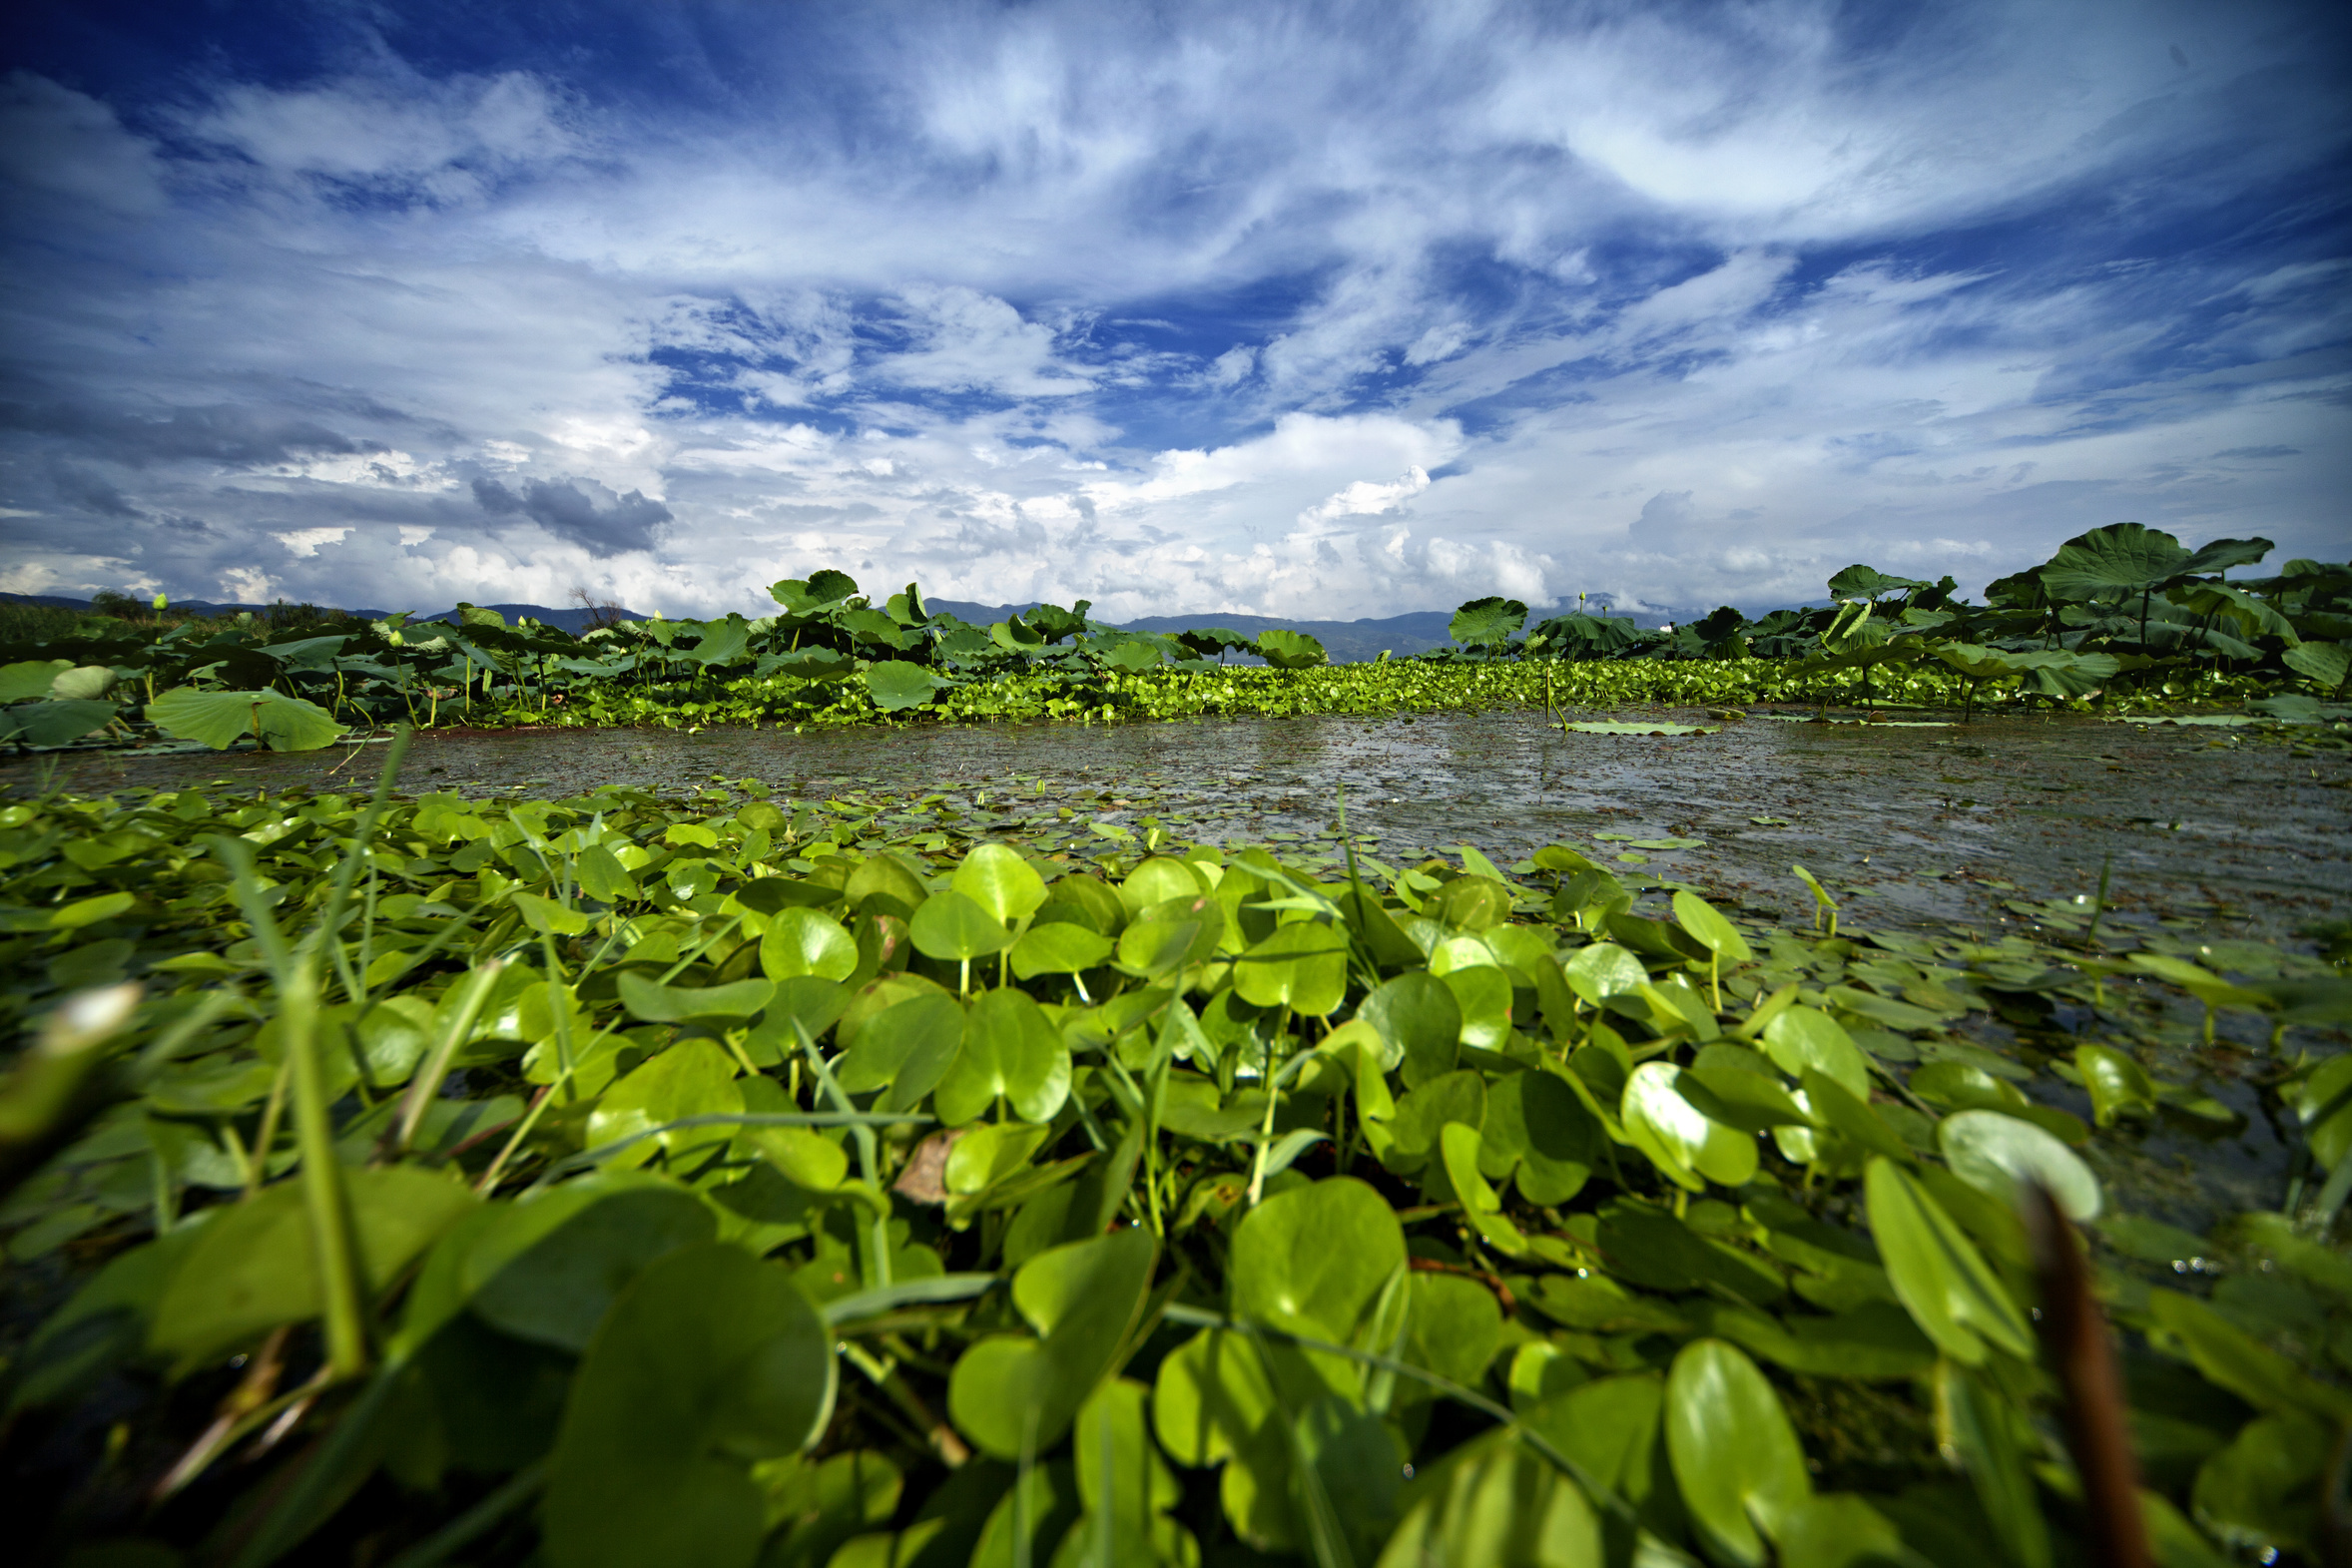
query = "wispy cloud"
xmin=1 ymin=1 xmax=2345 ymax=618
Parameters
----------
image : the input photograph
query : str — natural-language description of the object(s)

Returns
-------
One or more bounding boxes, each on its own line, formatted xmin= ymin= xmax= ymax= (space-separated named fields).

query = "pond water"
xmin=12 ymin=706 xmax=2347 ymax=946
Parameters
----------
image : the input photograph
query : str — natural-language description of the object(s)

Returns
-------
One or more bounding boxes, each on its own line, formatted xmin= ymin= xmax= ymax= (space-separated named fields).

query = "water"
xmin=11 ymin=707 xmax=2346 ymax=942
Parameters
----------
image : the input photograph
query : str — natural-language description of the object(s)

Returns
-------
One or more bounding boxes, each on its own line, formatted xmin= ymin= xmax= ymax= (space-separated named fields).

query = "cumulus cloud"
xmin=0 ymin=2 xmax=2344 ymax=619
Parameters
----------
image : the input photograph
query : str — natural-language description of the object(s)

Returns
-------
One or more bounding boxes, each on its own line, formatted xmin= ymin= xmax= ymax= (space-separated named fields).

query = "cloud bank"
xmin=1 ymin=1 xmax=2346 ymax=619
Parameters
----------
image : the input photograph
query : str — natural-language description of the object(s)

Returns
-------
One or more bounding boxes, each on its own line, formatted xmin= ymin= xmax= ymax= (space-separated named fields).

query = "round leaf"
xmin=1938 ymin=1109 xmax=2100 ymax=1222
xmin=934 ymin=986 xmax=1071 ymax=1125
xmin=760 ymin=907 xmax=859 ymax=982
xmin=1761 ymin=1007 xmax=1870 ymax=1101
xmin=1359 ymin=971 xmax=1461 ymax=1082
xmin=1010 ymin=920 xmax=1113 ymax=979
xmin=1229 ymin=1177 xmax=1404 ymax=1341
xmin=1664 ymin=1338 xmax=1813 ymax=1568
xmin=908 ymin=890 xmax=1016 ymax=962
xmin=1232 ymin=920 xmax=1348 ymax=1017
xmin=545 ymin=1243 xmax=835 ymax=1568
xmin=952 ymin=842 xmax=1048 ymax=925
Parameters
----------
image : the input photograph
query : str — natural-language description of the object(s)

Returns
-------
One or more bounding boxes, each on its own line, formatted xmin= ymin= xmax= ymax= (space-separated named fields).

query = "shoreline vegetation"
xmin=2 ymin=523 xmax=2346 ymax=755
xmin=0 ymin=522 xmax=2346 ymax=1565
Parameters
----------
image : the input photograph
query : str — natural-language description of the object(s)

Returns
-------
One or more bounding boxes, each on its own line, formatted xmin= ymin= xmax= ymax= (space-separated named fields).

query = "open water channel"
xmin=14 ymin=705 xmax=2348 ymax=946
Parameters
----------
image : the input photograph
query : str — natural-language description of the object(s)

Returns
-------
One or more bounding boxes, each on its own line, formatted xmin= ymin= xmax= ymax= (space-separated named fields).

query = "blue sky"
xmin=2 ymin=0 xmax=2345 ymax=620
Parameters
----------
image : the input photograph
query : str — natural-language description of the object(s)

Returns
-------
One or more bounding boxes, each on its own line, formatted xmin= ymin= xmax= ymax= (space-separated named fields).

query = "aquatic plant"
xmin=2 ymin=742 xmax=2347 ymax=1563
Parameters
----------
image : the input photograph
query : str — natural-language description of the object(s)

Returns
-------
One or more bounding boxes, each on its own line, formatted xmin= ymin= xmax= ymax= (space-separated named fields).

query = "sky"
xmin=1 ymin=0 xmax=2346 ymax=622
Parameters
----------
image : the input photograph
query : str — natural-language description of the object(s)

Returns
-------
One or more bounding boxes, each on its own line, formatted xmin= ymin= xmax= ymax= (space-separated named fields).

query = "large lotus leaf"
xmin=150 ymin=1167 xmax=477 ymax=1364
xmin=587 ymin=1039 xmax=744 ymax=1170
xmin=2147 ymin=1289 xmax=2352 ymax=1424
xmin=682 ymin=617 xmax=751 ymax=667
xmin=545 ymin=1244 xmax=835 ymax=1568
xmin=2038 ymin=521 xmax=2192 ymax=600
xmin=1359 ymin=971 xmax=1461 ymax=1084
xmin=1864 ymin=1158 xmax=2033 ymax=1366
xmin=1010 ymin=920 xmax=1113 ymax=979
xmin=1232 ymin=919 xmax=1348 ymax=1016
xmin=953 ymin=842 xmax=1048 ymax=925
xmin=0 ymin=659 xmax=69 ymax=702
xmin=1230 ymin=1177 xmax=1404 ymax=1341
xmin=1826 ymin=564 xmax=1930 ymax=602
xmin=845 ymin=852 xmax=929 ymax=916
xmin=1439 ymin=1123 xmax=1526 ymax=1256
xmin=2180 ymin=534 xmax=2275 ymax=577
xmin=1448 ymin=596 xmax=1527 ymax=648
xmin=1664 ymin=1338 xmax=1812 ymax=1567
xmin=1094 ymin=638 xmax=1164 ymax=672
xmin=1374 ymin=1428 xmax=1601 ymax=1568
xmin=862 ymin=660 xmax=947 ymax=711
xmin=147 ymin=687 xmax=342 ymax=751
xmin=1121 ymin=855 xmax=1204 ymax=911
xmin=934 ymin=986 xmax=1070 ymax=1125
xmin=0 ymin=699 xmax=118 ymax=747
xmin=1938 ymin=1109 xmax=2099 ymax=1222
xmin=761 ymin=908 xmax=859 ymax=982
xmin=948 ymin=1229 xmax=1156 ymax=1460
xmin=457 ymin=1175 xmax=718 ymax=1352
xmin=909 ymin=890 xmax=1016 ymax=962
xmin=2285 ymin=640 xmax=2349 ymax=690
xmin=46 ymin=664 xmax=117 ymax=700
xmin=1255 ymin=629 xmax=1328 ymax=670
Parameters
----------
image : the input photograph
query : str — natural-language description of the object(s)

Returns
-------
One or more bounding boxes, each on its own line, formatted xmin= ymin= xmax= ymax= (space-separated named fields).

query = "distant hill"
xmin=7 ymin=590 xmax=1702 ymax=663
xmin=410 ymin=603 xmax=651 ymax=634
xmin=925 ymin=599 xmax=1669 ymax=663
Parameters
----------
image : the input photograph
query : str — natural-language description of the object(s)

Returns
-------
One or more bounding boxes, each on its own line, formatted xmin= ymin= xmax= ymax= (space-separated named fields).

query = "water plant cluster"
xmin=4 ymin=738 xmax=2349 ymax=1564
xmin=1454 ymin=523 xmax=2350 ymax=723
xmin=0 ymin=525 xmax=2341 ymax=754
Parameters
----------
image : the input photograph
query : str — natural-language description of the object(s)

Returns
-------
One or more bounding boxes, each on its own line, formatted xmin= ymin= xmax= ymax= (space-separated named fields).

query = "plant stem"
xmin=285 ymin=958 xmax=369 ymax=1380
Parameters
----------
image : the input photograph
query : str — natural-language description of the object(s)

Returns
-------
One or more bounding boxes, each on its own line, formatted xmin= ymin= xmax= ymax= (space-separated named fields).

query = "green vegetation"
xmin=3 ymin=742 xmax=2349 ymax=1563
xmin=2 ymin=524 xmax=2342 ymax=754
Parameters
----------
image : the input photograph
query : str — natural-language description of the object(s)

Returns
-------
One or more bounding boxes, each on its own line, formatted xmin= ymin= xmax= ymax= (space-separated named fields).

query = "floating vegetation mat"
xmin=2 ymin=732 xmax=2349 ymax=1566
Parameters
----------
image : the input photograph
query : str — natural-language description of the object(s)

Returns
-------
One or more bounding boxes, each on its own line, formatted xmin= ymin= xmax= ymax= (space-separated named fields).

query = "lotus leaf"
xmin=1231 ymin=1177 xmax=1405 ymax=1341
xmin=0 ymin=699 xmax=119 ymax=747
xmin=147 ymin=687 xmax=341 ymax=751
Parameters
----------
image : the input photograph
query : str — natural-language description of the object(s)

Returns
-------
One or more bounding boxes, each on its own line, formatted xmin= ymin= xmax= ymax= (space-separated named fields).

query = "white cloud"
xmin=0 ymin=2 xmax=2343 ymax=623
